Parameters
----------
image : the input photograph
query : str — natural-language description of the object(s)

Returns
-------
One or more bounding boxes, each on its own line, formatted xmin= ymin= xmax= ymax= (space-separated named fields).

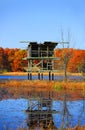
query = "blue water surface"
xmin=0 ymin=99 xmax=85 ymax=130
xmin=0 ymin=98 xmax=28 ymax=130
xmin=52 ymin=100 xmax=85 ymax=128
xmin=0 ymin=75 xmax=84 ymax=80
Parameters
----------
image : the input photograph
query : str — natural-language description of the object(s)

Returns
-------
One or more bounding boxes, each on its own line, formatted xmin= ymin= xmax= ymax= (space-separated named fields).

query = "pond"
xmin=0 ymin=88 xmax=85 ymax=130
xmin=0 ymin=74 xmax=84 ymax=81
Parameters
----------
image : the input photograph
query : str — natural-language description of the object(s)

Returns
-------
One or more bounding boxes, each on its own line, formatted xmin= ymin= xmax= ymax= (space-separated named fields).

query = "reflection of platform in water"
xmin=26 ymin=97 xmax=58 ymax=129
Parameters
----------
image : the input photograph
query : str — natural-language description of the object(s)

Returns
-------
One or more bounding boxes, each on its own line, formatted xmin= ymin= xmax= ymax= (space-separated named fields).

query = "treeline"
xmin=55 ymin=48 xmax=85 ymax=73
xmin=0 ymin=47 xmax=85 ymax=73
xmin=0 ymin=47 xmax=27 ymax=72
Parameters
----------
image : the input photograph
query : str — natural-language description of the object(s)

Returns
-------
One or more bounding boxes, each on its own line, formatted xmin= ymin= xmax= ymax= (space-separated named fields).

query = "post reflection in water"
xmin=25 ymin=90 xmax=85 ymax=130
xmin=26 ymin=91 xmax=57 ymax=130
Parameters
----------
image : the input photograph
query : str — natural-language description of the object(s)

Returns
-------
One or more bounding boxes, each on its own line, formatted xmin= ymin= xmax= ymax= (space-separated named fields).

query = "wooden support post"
xmin=29 ymin=73 xmax=30 ymax=80
xmin=30 ymin=73 xmax=32 ymax=80
xmin=31 ymin=73 xmax=32 ymax=80
xmin=28 ymin=73 xmax=29 ymax=80
xmin=38 ymin=73 xmax=40 ymax=80
xmin=41 ymin=73 xmax=43 ymax=80
xmin=49 ymin=71 xmax=51 ymax=80
xmin=52 ymin=73 xmax=54 ymax=80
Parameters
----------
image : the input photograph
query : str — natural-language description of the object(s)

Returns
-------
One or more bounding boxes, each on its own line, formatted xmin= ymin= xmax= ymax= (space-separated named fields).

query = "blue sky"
xmin=0 ymin=0 xmax=85 ymax=49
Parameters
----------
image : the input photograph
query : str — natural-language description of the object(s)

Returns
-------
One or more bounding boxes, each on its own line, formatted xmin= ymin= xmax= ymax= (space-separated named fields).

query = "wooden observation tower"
xmin=23 ymin=41 xmax=59 ymax=80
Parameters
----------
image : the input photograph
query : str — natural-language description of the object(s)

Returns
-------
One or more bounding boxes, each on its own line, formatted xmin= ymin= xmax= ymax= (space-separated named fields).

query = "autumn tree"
xmin=4 ymin=48 xmax=18 ymax=71
xmin=81 ymin=62 xmax=85 ymax=73
xmin=13 ymin=49 xmax=27 ymax=71
xmin=0 ymin=47 xmax=7 ymax=71
xmin=0 ymin=46 xmax=84 ymax=73
xmin=0 ymin=47 xmax=5 ymax=71
xmin=68 ymin=49 xmax=85 ymax=73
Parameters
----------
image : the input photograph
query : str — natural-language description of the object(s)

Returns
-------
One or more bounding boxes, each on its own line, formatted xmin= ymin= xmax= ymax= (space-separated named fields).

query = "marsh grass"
xmin=53 ymin=83 xmax=63 ymax=91
xmin=0 ymin=80 xmax=85 ymax=91
xmin=0 ymin=80 xmax=85 ymax=100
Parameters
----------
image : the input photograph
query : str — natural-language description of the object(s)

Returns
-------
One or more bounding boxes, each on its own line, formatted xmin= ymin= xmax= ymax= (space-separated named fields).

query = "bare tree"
xmin=61 ymin=30 xmax=72 ymax=81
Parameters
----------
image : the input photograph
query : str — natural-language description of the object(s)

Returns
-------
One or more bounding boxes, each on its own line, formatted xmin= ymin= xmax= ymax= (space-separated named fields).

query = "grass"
xmin=0 ymin=80 xmax=85 ymax=90
xmin=0 ymin=79 xmax=85 ymax=100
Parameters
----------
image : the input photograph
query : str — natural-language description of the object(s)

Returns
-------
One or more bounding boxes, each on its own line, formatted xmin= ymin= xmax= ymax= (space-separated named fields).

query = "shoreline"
xmin=0 ymin=71 xmax=82 ymax=76
xmin=0 ymin=80 xmax=85 ymax=101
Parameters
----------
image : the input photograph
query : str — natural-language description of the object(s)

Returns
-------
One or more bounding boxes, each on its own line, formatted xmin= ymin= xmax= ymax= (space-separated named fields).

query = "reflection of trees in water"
xmin=61 ymin=93 xmax=72 ymax=128
xmin=77 ymin=96 xmax=85 ymax=126
xmin=17 ymin=90 xmax=85 ymax=130
xmin=59 ymin=90 xmax=85 ymax=129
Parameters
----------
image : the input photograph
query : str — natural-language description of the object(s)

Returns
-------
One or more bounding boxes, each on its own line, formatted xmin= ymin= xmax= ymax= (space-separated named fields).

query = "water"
xmin=53 ymin=100 xmax=85 ymax=128
xmin=0 ymin=75 xmax=84 ymax=80
xmin=0 ymin=75 xmax=28 ymax=80
xmin=0 ymin=97 xmax=85 ymax=129
xmin=0 ymin=75 xmax=85 ymax=129
xmin=0 ymin=99 xmax=28 ymax=130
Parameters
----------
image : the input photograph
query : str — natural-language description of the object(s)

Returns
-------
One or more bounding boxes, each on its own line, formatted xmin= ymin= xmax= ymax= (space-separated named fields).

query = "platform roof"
xmin=28 ymin=41 xmax=58 ymax=48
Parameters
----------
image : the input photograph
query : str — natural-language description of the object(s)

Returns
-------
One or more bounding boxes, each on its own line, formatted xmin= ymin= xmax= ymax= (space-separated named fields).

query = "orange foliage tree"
xmin=68 ymin=49 xmax=85 ymax=72
xmin=0 ymin=46 xmax=85 ymax=73
xmin=55 ymin=48 xmax=85 ymax=73
xmin=12 ymin=49 xmax=27 ymax=71
xmin=55 ymin=48 xmax=73 ymax=69
xmin=4 ymin=48 xmax=19 ymax=71
xmin=0 ymin=47 xmax=6 ymax=71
